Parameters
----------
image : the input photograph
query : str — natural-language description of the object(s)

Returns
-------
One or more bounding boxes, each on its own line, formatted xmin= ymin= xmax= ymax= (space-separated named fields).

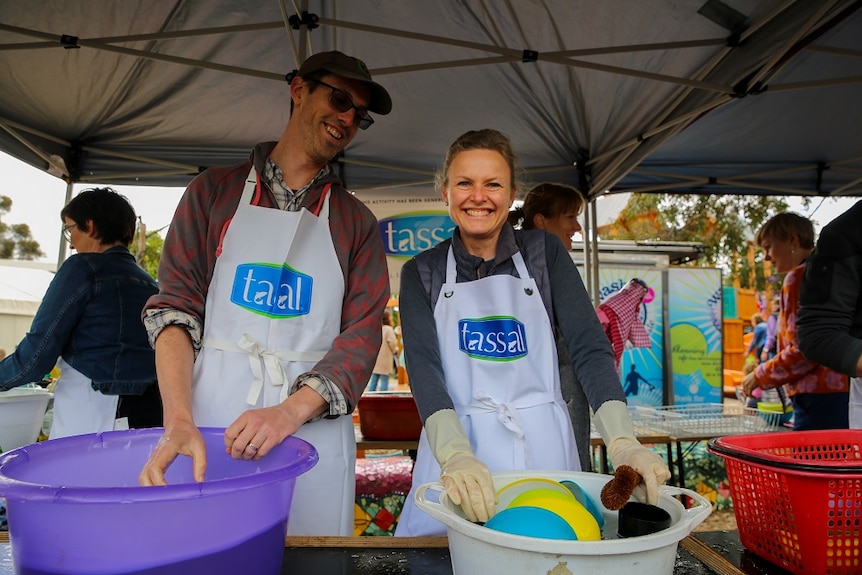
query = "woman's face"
xmin=536 ymin=209 xmax=581 ymax=250
xmin=63 ymin=217 xmax=99 ymax=253
xmin=760 ymin=234 xmax=797 ymax=274
xmin=442 ymin=149 xmax=516 ymax=258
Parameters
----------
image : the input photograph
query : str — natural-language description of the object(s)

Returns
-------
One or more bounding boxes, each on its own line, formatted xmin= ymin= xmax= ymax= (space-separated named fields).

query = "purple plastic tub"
xmin=0 ymin=427 xmax=317 ymax=575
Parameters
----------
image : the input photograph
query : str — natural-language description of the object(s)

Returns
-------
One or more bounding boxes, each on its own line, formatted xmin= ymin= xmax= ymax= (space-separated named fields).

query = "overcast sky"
xmin=1 ymin=151 xmax=185 ymax=265
xmin=1 ymin=150 xmax=858 ymax=268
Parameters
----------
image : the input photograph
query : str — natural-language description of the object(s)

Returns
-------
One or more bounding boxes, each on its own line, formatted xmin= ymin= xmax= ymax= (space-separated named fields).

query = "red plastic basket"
xmin=708 ymin=430 xmax=862 ymax=575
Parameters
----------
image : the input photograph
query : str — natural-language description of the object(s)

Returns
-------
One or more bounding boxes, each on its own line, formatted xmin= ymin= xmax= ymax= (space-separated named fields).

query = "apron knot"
xmin=473 ymin=391 xmax=525 ymax=439
xmin=238 ymin=333 xmax=288 ymax=405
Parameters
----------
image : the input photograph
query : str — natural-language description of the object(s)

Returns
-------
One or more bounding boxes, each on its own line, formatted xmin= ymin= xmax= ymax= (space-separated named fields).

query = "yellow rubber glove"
xmin=594 ymin=400 xmax=671 ymax=505
xmin=425 ymin=409 xmax=496 ymax=523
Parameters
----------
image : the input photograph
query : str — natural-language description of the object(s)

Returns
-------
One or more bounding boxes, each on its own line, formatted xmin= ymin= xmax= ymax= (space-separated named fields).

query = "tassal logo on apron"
xmin=458 ymin=316 xmax=528 ymax=361
xmin=230 ymin=263 xmax=313 ymax=318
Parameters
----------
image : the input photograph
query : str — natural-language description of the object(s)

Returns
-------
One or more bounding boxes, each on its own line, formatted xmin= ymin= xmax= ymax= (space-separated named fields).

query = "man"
xmin=139 ymin=51 xmax=392 ymax=536
xmin=798 ymin=200 xmax=862 ymax=428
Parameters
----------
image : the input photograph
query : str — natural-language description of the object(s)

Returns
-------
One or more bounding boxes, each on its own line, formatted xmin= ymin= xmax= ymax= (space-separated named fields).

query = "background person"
xmin=138 ymin=51 xmax=392 ymax=536
xmin=507 ymin=182 xmax=583 ymax=250
xmin=395 ymin=129 xmax=669 ymax=536
xmin=743 ymin=312 xmax=768 ymax=365
xmin=761 ymin=295 xmax=780 ymax=362
xmin=798 ymin=200 xmax=862 ymax=428
xmin=507 ymin=182 xmax=593 ymax=468
xmin=0 ymin=187 xmax=161 ymax=437
xmin=742 ymin=212 xmax=849 ymax=430
xmin=367 ymin=309 xmax=398 ymax=392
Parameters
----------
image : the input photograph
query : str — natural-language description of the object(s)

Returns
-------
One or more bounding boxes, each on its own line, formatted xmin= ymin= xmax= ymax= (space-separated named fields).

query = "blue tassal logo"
xmin=458 ymin=316 xmax=528 ymax=361
xmin=379 ymin=212 xmax=455 ymax=258
xmin=230 ymin=263 xmax=312 ymax=318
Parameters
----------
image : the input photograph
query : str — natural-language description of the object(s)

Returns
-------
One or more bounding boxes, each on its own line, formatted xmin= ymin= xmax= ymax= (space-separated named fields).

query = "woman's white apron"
xmin=396 ymin=247 xmax=578 ymax=536
xmin=49 ymin=357 xmax=126 ymax=438
xmin=192 ymin=166 xmax=353 ymax=536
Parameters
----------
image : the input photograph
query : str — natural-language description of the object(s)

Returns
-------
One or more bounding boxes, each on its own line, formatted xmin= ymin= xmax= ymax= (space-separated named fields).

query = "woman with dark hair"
xmin=0 ymin=187 xmax=161 ymax=437
xmin=742 ymin=212 xmax=849 ymax=430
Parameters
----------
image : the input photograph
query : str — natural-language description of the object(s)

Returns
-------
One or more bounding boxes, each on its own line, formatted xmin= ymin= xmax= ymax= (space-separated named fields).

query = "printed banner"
xmin=354 ymin=188 xmax=453 ymax=294
xmin=595 ymin=267 xmax=665 ymax=408
xmin=667 ymin=267 xmax=723 ymax=405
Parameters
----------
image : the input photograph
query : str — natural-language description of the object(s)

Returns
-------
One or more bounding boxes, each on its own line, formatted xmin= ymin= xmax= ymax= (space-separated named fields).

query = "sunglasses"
xmin=308 ymin=78 xmax=374 ymax=130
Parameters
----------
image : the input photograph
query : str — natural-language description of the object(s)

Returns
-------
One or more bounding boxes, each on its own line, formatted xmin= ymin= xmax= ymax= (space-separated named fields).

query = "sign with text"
xmin=667 ymin=267 xmax=723 ymax=405
xmin=356 ymin=188 xmax=454 ymax=294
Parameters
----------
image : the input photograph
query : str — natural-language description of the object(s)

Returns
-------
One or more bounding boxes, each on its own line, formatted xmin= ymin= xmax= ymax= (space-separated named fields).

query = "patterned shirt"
xmin=263 ymin=158 xmax=329 ymax=212
xmin=754 ymin=262 xmax=849 ymax=396
xmin=143 ymin=141 xmax=390 ymax=416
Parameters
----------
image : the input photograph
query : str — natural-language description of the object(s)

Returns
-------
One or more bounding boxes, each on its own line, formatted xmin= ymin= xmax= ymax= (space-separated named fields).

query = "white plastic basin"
xmin=415 ymin=470 xmax=712 ymax=575
xmin=0 ymin=387 xmax=52 ymax=452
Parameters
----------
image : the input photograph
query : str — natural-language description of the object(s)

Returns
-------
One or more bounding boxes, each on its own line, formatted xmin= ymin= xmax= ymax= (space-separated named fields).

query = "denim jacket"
xmin=0 ymin=246 xmax=159 ymax=394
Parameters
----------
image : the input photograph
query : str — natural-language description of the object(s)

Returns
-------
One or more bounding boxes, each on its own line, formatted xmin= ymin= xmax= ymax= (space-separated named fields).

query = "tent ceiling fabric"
xmin=0 ymin=0 xmax=860 ymax=200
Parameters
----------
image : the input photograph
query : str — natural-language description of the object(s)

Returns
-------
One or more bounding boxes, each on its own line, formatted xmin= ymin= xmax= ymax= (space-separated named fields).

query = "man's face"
xmin=293 ymin=74 xmax=372 ymax=164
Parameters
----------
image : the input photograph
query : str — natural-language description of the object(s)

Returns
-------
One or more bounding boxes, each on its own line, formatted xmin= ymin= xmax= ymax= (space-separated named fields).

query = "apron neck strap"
xmin=445 ymin=246 xmax=534 ymax=294
xmin=241 ymin=165 xmax=262 ymax=206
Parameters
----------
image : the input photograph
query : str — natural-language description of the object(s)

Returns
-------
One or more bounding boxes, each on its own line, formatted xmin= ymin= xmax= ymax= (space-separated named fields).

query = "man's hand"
xmin=224 ymin=384 xmax=328 ymax=460
xmin=139 ymin=420 xmax=207 ymax=486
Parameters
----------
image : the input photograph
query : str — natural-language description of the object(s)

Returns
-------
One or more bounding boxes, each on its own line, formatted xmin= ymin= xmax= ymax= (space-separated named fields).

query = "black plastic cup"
xmin=617 ymin=501 xmax=672 ymax=537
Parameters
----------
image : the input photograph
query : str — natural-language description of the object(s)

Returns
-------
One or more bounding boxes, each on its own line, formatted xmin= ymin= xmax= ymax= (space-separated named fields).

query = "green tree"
xmin=132 ymin=227 xmax=164 ymax=280
xmin=605 ymin=193 xmax=789 ymax=288
xmin=0 ymin=195 xmax=45 ymax=260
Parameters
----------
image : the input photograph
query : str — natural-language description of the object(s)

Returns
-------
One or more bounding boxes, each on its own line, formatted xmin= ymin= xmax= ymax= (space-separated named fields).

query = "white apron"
xmin=850 ymin=377 xmax=862 ymax=429
xmin=193 ymin=166 xmax=354 ymax=536
xmin=396 ymin=248 xmax=578 ymax=536
xmin=49 ymin=357 xmax=128 ymax=439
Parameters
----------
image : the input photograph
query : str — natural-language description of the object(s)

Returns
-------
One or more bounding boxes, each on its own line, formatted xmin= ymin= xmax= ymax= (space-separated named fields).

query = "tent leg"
xmin=55 ymin=180 xmax=73 ymax=269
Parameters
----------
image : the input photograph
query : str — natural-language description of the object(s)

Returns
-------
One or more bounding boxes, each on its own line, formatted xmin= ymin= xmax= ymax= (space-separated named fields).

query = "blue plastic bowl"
xmin=560 ymin=479 xmax=606 ymax=529
xmin=0 ymin=427 xmax=318 ymax=575
xmin=484 ymin=505 xmax=578 ymax=540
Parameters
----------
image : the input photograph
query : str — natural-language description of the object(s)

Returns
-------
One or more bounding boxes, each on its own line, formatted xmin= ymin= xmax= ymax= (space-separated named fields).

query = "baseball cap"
xmin=298 ymin=51 xmax=392 ymax=115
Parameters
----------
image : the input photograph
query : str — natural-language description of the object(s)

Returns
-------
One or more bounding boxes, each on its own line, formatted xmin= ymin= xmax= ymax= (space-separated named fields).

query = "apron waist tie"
xmin=202 ymin=335 xmax=327 ymax=405
xmin=457 ymin=391 xmax=557 ymax=468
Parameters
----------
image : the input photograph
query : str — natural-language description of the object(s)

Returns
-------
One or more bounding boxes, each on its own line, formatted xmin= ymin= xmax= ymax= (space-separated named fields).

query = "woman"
xmin=508 ymin=182 xmax=583 ymax=249
xmin=743 ymin=312 xmax=768 ymax=364
xmin=742 ymin=212 xmax=849 ymax=430
xmin=508 ymin=183 xmax=593 ymax=469
xmin=395 ymin=129 xmax=669 ymax=536
xmin=0 ymin=187 xmax=161 ymax=437
xmin=368 ymin=309 xmax=397 ymax=392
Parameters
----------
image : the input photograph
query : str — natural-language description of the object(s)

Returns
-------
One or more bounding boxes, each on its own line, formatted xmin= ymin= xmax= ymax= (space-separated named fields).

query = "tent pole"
xmin=589 ymin=199 xmax=600 ymax=306
xmin=55 ymin=180 xmax=73 ymax=270
xmin=582 ymin=198 xmax=594 ymax=306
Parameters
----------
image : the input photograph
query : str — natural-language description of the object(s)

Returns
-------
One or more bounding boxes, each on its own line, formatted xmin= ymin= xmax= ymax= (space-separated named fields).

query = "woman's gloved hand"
xmin=606 ymin=437 xmax=670 ymax=504
xmin=440 ymin=452 xmax=496 ymax=523
xmin=594 ymin=400 xmax=671 ymax=505
xmin=425 ymin=409 xmax=497 ymax=523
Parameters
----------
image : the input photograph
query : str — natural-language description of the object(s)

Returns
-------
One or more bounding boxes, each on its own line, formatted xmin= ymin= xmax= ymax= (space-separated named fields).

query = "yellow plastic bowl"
xmin=509 ymin=489 xmax=601 ymax=541
xmin=495 ymin=477 xmax=574 ymax=512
